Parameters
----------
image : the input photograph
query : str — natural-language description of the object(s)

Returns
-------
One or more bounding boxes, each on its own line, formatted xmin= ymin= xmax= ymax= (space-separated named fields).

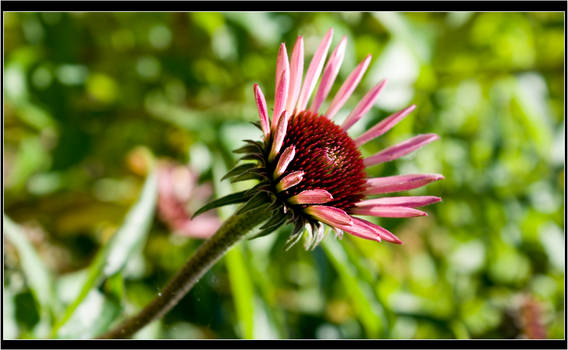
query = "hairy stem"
xmin=97 ymin=207 xmax=267 ymax=339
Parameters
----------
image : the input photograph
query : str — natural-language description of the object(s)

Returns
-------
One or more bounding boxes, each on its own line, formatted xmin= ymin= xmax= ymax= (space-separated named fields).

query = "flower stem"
xmin=97 ymin=206 xmax=267 ymax=339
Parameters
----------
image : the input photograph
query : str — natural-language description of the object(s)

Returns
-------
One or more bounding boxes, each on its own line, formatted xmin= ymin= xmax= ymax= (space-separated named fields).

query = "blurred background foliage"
xmin=2 ymin=12 xmax=565 ymax=340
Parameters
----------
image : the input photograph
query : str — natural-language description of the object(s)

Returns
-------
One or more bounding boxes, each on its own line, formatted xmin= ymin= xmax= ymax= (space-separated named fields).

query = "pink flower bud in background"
xmin=157 ymin=161 xmax=220 ymax=239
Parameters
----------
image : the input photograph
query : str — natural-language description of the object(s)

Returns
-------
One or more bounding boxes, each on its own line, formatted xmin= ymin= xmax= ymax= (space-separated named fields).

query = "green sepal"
xmin=250 ymin=121 xmax=262 ymax=131
xmin=230 ymin=168 xmax=266 ymax=183
xmin=290 ymin=219 xmax=306 ymax=237
xmin=249 ymin=211 xmax=289 ymax=240
xmin=258 ymin=210 xmax=288 ymax=230
xmin=267 ymin=200 xmax=283 ymax=212
xmin=243 ymin=139 xmax=263 ymax=147
xmin=233 ymin=145 xmax=260 ymax=155
xmin=285 ymin=230 xmax=304 ymax=250
xmin=193 ymin=190 xmax=251 ymax=218
xmin=222 ymin=163 xmax=258 ymax=181
xmin=284 ymin=221 xmax=308 ymax=250
xmin=238 ymin=153 xmax=265 ymax=162
xmin=233 ymin=140 xmax=263 ymax=154
xmin=237 ymin=192 xmax=271 ymax=215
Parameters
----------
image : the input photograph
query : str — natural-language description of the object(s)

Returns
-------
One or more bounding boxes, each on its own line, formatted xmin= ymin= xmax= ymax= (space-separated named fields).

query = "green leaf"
xmin=192 ymin=190 xmax=250 ymax=218
xmin=225 ymin=245 xmax=255 ymax=339
xmin=3 ymin=215 xmax=57 ymax=321
xmin=321 ymin=238 xmax=385 ymax=338
xmin=51 ymin=170 xmax=158 ymax=338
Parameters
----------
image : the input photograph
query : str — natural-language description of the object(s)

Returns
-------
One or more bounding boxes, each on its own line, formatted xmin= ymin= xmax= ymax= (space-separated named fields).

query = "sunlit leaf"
xmin=3 ymin=287 xmax=19 ymax=339
xmin=52 ymin=170 xmax=158 ymax=337
xmin=6 ymin=136 xmax=51 ymax=193
xmin=103 ymin=171 xmax=158 ymax=277
xmin=56 ymin=289 xmax=121 ymax=339
xmin=4 ymin=215 xmax=57 ymax=320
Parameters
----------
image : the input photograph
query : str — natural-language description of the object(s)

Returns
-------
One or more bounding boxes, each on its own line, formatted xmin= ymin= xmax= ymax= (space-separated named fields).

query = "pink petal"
xmin=364 ymin=133 xmax=439 ymax=167
xmin=275 ymin=43 xmax=290 ymax=98
xmin=295 ymin=28 xmax=334 ymax=111
xmin=355 ymin=196 xmax=441 ymax=208
xmin=286 ymin=36 xmax=304 ymax=116
xmin=342 ymin=79 xmax=387 ymax=130
xmin=366 ymin=221 xmax=402 ymax=244
xmin=269 ymin=110 xmax=289 ymax=161
xmin=305 ymin=205 xmax=352 ymax=226
xmin=355 ymin=105 xmax=416 ymax=147
xmin=289 ymin=189 xmax=333 ymax=205
xmin=350 ymin=205 xmax=427 ymax=217
xmin=310 ymin=36 xmax=347 ymax=113
xmin=337 ymin=217 xmax=402 ymax=244
xmin=273 ymin=145 xmax=296 ymax=178
xmin=272 ymin=69 xmax=290 ymax=131
xmin=277 ymin=171 xmax=304 ymax=191
xmin=364 ymin=174 xmax=445 ymax=195
xmin=325 ymin=54 xmax=371 ymax=119
xmin=331 ymin=217 xmax=381 ymax=242
xmin=253 ymin=84 xmax=270 ymax=138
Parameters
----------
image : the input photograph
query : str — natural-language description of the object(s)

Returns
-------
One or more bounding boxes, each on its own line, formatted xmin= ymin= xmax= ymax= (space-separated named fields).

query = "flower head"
xmin=198 ymin=29 xmax=443 ymax=249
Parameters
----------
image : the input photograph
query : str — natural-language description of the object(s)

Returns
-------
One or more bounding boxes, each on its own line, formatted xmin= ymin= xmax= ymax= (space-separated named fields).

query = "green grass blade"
xmin=321 ymin=238 xmax=385 ymax=338
xmin=212 ymin=156 xmax=257 ymax=339
xmin=225 ymin=246 xmax=255 ymax=339
xmin=340 ymin=238 xmax=392 ymax=337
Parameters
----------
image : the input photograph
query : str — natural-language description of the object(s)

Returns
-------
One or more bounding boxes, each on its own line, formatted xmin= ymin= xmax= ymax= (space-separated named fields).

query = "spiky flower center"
xmin=275 ymin=111 xmax=366 ymax=210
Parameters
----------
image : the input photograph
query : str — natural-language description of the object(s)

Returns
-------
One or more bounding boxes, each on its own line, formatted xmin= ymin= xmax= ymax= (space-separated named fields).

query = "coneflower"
xmin=196 ymin=28 xmax=443 ymax=249
xmin=100 ymin=28 xmax=444 ymax=339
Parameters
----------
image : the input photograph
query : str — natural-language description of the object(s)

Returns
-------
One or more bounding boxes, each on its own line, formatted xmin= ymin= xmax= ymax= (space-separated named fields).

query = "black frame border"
xmin=1 ymin=1 xmax=567 ymax=12
xmin=2 ymin=339 xmax=567 ymax=349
